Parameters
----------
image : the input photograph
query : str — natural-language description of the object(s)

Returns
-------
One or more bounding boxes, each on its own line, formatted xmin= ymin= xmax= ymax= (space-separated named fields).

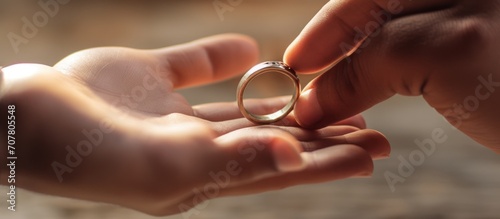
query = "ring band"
xmin=237 ymin=61 xmax=301 ymax=124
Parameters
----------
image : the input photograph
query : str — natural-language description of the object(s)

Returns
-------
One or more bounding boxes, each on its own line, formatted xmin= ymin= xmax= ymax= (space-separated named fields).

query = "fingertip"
xmin=294 ymin=89 xmax=326 ymax=129
xmin=356 ymin=115 xmax=367 ymax=128
xmin=341 ymin=145 xmax=374 ymax=177
xmin=197 ymin=33 xmax=260 ymax=72
xmin=153 ymin=33 xmax=261 ymax=88
xmin=283 ymin=13 xmax=349 ymax=75
xmin=211 ymin=33 xmax=260 ymax=63
xmin=345 ymin=129 xmax=391 ymax=159
xmin=284 ymin=40 xmax=332 ymax=74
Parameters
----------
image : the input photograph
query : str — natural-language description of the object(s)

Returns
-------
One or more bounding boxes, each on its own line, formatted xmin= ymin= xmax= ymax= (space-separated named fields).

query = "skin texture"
xmin=285 ymin=0 xmax=500 ymax=152
xmin=0 ymin=34 xmax=390 ymax=216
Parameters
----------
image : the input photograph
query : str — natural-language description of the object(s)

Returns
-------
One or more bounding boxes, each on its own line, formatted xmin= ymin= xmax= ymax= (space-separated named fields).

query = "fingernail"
xmin=355 ymin=171 xmax=373 ymax=178
xmin=373 ymin=154 xmax=391 ymax=160
xmin=295 ymin=89 xmax=324 ymax=128
xmin=381 ymin=153 xmax=391 ymax=159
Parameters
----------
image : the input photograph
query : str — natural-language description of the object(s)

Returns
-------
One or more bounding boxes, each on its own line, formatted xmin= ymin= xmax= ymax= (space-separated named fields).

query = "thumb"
xmin=294 ymin=56 xmax=395 ymax=129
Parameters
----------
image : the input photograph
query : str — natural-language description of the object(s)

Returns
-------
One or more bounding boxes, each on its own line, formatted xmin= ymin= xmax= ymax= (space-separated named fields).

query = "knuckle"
xmin=446 ymin=17 xmax=490 ymax=54
xmin=383 ymin=16 xmax=490 ymax=61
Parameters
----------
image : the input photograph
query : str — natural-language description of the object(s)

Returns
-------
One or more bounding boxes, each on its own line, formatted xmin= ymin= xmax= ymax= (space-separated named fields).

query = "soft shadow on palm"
xmin=54 ymin=47 xmax=195 ymax=117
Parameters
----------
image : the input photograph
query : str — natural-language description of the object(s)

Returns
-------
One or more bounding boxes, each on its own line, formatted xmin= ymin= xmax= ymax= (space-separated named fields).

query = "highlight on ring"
xmin=237 ymin=61 xmax=301 ymax=124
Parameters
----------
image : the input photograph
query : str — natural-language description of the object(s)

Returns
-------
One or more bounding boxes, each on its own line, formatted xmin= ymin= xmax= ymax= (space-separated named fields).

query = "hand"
xmin=0 ymin=34 xmax=390 ymax=215
xmin=285 ymin=0 xmax=500 ymax=152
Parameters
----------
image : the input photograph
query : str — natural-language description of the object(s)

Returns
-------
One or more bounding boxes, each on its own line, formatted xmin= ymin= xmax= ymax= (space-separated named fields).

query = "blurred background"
xmin=0 ymin=0 xmax=498 ymax=218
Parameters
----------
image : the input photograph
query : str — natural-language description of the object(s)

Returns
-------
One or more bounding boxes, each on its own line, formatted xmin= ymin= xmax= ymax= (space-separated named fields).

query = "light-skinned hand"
xmin=0 ymin=34 xmax=390 ymax=216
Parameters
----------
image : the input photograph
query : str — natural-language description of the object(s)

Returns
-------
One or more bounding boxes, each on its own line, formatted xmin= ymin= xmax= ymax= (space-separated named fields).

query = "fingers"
xmin=211 ymin=127 xmax=389 ymax=194
xmin=159 ymin=128 xmax=305 ymax=215
xmin=217 ymin=129 xmax=390 ymax=196
xmin=193 ymin=96 xmax=367 ymax=132
xmin=284 ymin=0 xmax=454 ymax=73
xmin=334 ymin=114 xmax=366 ymax=129
xmin=212 ymin=128 xmax=306 ymax=185
xmin=210 ymin=118 xmax=362 ymax=142
xmin=143 ymin=122 xmax=389 ymax=214
xmin=151 ymin=34 xmax=259 ymax=89
xmin=345 ymin=129 xmax=390 ymax=159
xmin=219 ymin=144 xmax=373 ymax=196
xmin=302 ymin=129 xmax=391 ymax=159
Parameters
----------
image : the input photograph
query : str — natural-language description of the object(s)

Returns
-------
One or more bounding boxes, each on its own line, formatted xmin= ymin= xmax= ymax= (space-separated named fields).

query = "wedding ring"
xmin=237 ymin=61 xmax=301 ymax=124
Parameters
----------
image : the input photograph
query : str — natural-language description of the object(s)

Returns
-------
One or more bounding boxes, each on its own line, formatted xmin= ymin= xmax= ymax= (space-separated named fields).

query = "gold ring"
xmin=237 ymin=61 xmax=301 ymax=124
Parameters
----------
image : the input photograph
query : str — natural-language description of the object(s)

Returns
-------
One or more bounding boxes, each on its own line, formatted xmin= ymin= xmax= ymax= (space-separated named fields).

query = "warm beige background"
xmin=1 ymin=1 xmax=499 ymax=219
